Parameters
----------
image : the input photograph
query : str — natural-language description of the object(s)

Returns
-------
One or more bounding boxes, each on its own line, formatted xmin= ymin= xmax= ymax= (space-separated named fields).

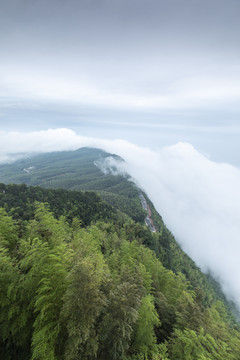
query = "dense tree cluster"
xmin=0 ymin=183 xmax=118 ymax=226
xmin=1 ymin=202 xmax=240 ymax=359
xmin=0 ymin=183 xmax=238 ymax=317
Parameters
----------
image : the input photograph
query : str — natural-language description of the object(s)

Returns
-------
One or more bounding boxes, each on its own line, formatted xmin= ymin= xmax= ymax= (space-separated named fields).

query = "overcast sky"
xmin=1 ymin=0 xmax=240 ymax=164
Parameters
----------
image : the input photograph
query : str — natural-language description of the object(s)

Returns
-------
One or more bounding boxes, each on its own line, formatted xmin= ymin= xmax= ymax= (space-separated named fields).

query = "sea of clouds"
xmin=1 ymin=128 xmax=240 ymax=310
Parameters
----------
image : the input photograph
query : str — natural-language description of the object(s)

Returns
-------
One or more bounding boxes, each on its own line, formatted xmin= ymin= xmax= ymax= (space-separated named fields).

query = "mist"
xmin=1 ymin=128 xmax=240 ymax=309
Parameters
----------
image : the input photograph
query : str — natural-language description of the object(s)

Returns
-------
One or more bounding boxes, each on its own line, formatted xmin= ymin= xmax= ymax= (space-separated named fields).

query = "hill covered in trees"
xmin=0 ymin=148 xmax=144 ymax=223
xmin=0 ymin=148 xmax=240 ymax=359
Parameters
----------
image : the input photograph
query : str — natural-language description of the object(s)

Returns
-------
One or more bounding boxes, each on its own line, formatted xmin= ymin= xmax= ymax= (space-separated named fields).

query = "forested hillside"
xmin=1 ymin=195 xmax=240 ymax=359
xmin=0 ymin=182 xmax=234 ymax=313
xmin=1 ymin=148 xmax=240 ymax=359
xmin=0 ymin=148 xmax=144 ymax=222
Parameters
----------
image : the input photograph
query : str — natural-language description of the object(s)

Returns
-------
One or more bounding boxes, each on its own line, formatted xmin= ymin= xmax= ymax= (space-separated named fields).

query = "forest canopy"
xmin=0 ymin=184 xmax=240 ymax=359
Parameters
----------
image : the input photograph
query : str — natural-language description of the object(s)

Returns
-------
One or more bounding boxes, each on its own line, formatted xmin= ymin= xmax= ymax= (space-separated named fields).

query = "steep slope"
xmin=0 ymin=186 xmax=240 ymax=359
xmin=0 ymin=148 xmax=238 ymax=320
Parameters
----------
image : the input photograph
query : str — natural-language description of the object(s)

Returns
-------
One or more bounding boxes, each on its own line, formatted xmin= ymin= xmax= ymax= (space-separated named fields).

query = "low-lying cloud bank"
xmin=1 ymin=128 xmax=240 ymax=310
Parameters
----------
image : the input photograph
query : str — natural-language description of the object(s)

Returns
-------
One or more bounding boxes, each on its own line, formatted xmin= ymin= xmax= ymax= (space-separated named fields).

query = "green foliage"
xmin=132 ymin=295 xmax=160 ymax=359
xmin=26 ymin=202 xmax=71 ymax=248
xmin=61 ymin=252 xmax=108 ymax=360
xmin=0 ymin=247 xmax=21 ymax=356
xmin=0 ymin=208 xmax=18 ymax=253
xmin=175 ymin=290 xmax=204 ymax=331
xmin=169 ymin=327 xmax=236 ymax=360
xmin=0 ymin=202 xmax=240 ymax=359
xmin=0 ymin=183 xmax=118 ymax=227
xmin=0 ymin=148 xmax=143 ymax=222
xmin=0 ymin=147 xmax=236 ymax=321
xmin=99 ymin=190 xmax=145 ymax=222
xmin=99 ymin=280 xmax=142 ymax=360
xmin=31 ymin=244 xmax=72 ymax=360
xmin=0 ymin=165 xmax=240 ymax=360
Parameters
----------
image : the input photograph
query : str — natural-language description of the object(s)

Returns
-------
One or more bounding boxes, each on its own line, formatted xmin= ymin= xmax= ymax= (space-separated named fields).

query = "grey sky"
xmin=1 ymin=0 xmax=240 ymax=164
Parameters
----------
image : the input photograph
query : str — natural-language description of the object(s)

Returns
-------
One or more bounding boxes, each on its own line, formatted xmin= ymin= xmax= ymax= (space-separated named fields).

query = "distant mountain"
xmin=0 ymin=148 xmax=145 ymax=222
xmin=0 ymin=148 xmax=120 ymax=190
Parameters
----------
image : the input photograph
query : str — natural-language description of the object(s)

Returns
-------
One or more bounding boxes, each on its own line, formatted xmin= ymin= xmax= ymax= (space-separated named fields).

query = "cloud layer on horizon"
xmin=1 ymin=128 xmax=240 ymax=310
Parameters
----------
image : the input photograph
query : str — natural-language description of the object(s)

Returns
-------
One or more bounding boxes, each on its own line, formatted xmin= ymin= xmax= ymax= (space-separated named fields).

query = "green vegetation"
xmin=0 ymin=148 xmax=160 ymax=226
xmin=0 ymin=182 xmax=235 ymax=313
xmin=0 ymin=202 xmax=240 ymax=359
xmin=0 ymin=148 xmax=240 ymax=358
xmin=0 ymin=148 xmax=144 ymax=221
xmin=0 ymin=183 xmax=118 ymax=226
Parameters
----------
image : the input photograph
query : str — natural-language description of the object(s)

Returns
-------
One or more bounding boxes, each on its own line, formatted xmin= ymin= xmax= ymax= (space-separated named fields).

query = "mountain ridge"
xmin=0 ymin=147 xmax=240 ymax=359
xmin=0 ymin=148 xmax=237 ymax=314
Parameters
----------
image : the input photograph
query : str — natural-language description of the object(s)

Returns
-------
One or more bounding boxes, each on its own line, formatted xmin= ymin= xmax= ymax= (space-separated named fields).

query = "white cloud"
xmin=1 ymin=128 xmax=240 ymax=310
xmin=1 ymin=60 xmax=240 ymax=111
xmin=94 ymin=156 xmax=128 ymax=177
